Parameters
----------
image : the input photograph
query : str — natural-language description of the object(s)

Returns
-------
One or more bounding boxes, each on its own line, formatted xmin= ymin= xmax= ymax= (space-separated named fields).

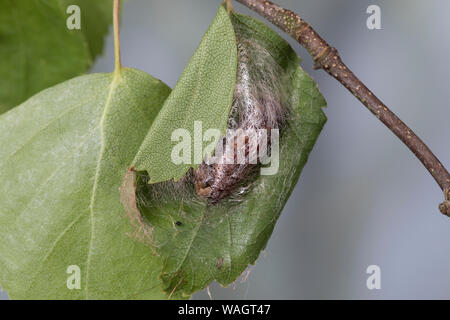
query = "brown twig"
xmin=234 ymin=0 xmax=450 ymax=216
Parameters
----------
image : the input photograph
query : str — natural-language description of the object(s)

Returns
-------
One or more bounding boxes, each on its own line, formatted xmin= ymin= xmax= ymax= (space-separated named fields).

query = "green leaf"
xmin=0 ymin=0 xmax=113 ymax=114
xmin=0 ymin=68 xmax=180 ymax=299
xmin=127 ymin=13 xmax=327 ymax=296
xmin=132 ymin=5 xmax=238 ymax=183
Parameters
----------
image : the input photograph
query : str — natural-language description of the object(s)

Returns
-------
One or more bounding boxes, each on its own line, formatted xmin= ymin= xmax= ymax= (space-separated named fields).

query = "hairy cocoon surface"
xmin=194 ymin=24 xmax=290 ymax=203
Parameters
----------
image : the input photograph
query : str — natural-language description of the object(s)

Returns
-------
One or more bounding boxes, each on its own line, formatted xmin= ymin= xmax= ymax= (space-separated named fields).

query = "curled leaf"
xmin=132 ymin=5 xmax=238 ymax=183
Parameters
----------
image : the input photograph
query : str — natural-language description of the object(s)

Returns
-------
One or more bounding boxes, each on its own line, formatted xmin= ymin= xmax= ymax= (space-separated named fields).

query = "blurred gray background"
xmin=2 ymin=0 xmax=450 ymax=300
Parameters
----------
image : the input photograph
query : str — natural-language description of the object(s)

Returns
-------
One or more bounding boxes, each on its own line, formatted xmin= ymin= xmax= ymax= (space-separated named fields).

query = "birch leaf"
xmin=0 ymin=68 xmax=178 ymax=299
xmin=0 ymin=0 xmax=113 ymax=113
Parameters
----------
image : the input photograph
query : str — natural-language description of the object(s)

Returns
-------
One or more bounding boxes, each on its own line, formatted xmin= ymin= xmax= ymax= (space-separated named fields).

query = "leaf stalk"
xmin=113 ymin=0 xmax=122 ymax=75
